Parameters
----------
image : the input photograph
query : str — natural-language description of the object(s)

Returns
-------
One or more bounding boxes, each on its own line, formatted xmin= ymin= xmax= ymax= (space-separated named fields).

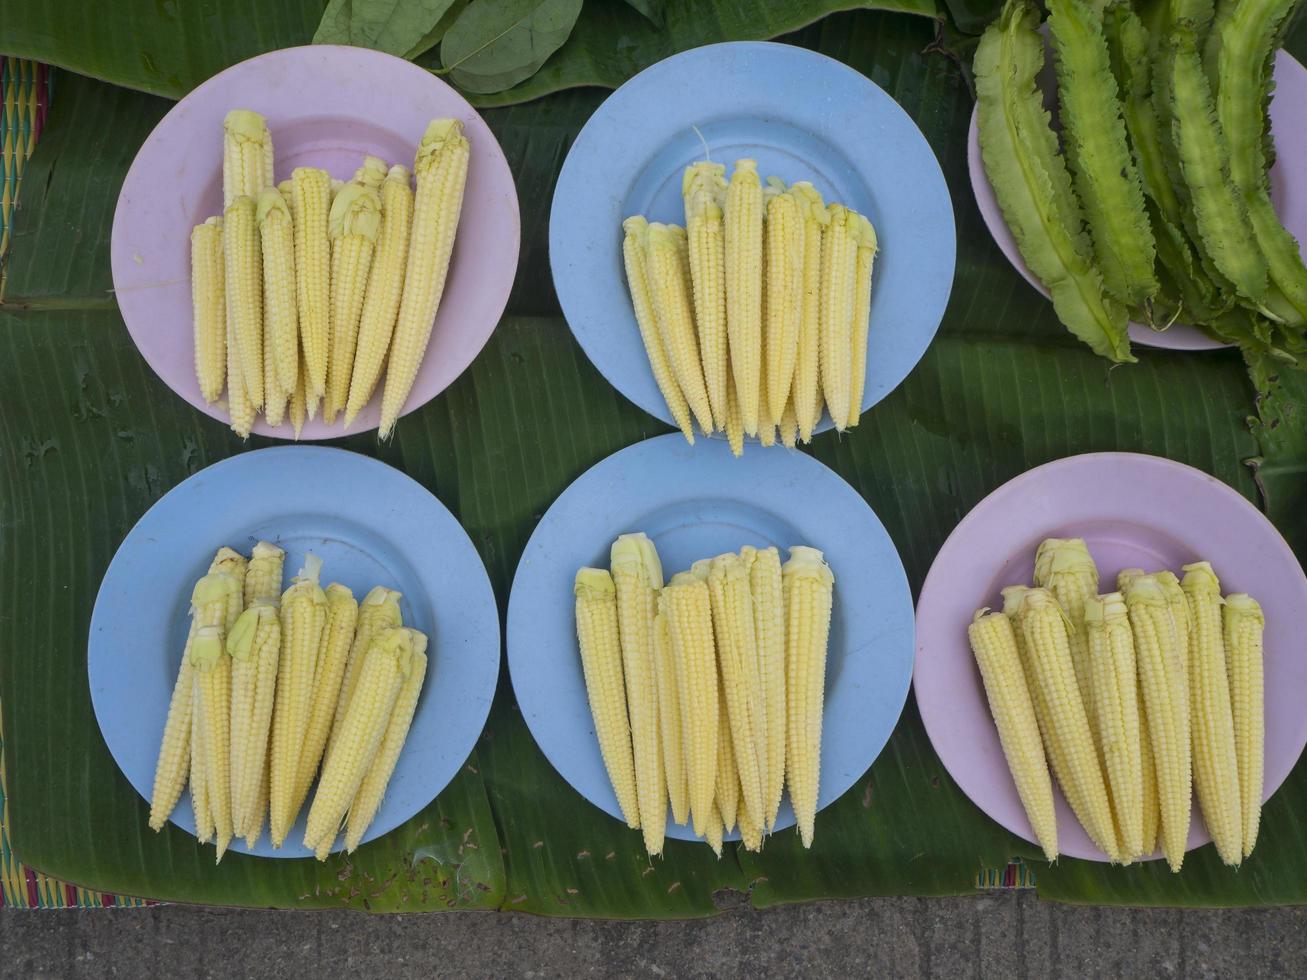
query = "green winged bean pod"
xmin=1166 ymin=24 xmax=1271 ymax=311
xmin=1047 ymin=0 xmax=1158 ymax=308
xmin=1217 ymin=0 xmax=1307 ymax=329
xmin=975 ymin=0 xmax=1133 ymax=362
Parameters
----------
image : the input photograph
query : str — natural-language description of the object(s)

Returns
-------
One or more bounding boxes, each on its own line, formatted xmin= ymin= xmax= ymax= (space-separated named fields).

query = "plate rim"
xmin=87 ymin=445 xmax=502 ymax=857
xmin=913 ymin=450 xmax=1307 ymax=862
xmin=109 ymin=43 xmax=520 ymax=440
xmin=505 ymin=432 xmax=916 ymax=842
xmin=549 ymin=39 xmax=956 ymax=438
xmin=965 ymin=49 xmax=1307 ymax=353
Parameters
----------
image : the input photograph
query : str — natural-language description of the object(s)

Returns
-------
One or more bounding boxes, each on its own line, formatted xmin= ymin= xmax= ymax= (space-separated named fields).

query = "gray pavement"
xmin=3 ymin=893 xmax=1307 ymax=978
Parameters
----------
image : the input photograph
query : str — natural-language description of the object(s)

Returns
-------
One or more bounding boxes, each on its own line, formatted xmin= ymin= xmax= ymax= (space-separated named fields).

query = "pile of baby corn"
xmin=575 ymin=533 xmax=835 ymax=857
xmin=191 ymin=109 xmax=469 ymax=440
xmin=968 ymin=537 xmax=1264 ymax=871
xmin=148 ymin=543 xmax=429 ymax=861
xmin=622 ymin=161 xmax=878 ymax=454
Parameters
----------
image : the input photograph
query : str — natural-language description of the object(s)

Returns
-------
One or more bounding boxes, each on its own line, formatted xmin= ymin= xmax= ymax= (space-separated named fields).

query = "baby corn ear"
xmin=352 ymin=154 xmax=389 ymax=189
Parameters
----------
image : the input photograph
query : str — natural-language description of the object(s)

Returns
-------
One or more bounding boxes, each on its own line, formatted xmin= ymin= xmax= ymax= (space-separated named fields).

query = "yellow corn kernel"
xmin=683 ymin=163 xmax=730 ymax=429
xmin=715 ymin=693 xmax=739 ymax=832
xmin=646 ymin=222 xmax=714 ymax=434
xmin=290 ymin=351 xmax=309 ymax=437
xmin=706 ymin=552 xmax=765 ymax=832
xmin=662 ymin=572 xmax=719 ymax=837
xmin=345 ymin=645 xmax=428 ymax=853
xmin=292 ymin=583 xmax=359 ymax=814
xmin=653 ymin=607 xmax=688 ymax=826
xmin=790 ymin=183 xmax=828 ymax=442
xmin=325 ymin=184 xmax=382 ymax=423
xmin=845 ymin=212 xmax=877 ymax=429
xmin=191 ymin=217 xmax=226 ymax=404
xmin=969 ymin=609 xmax=1058 ymax=861
xmin=380 ymin=119 xmax=469 ymax=440
xmin=1019 ymin=588 xmax=1120 ymax=861
xmin=1084 ymin=593 xmax=1143 ymax=860
xmin=190 ymin=680 xmax=213 ymax=843
xmin=291 ymin=167 xmax=332 ymax=401
xmin=724 ymin=159 xmax=763 ymax=435
xmin=622 ymin=216 xmax=695 ymax=445
xmin=222 ymin=195 xmax=264 ymax=411
xmin=741 ymin=546 xmax=785 ymax=831
xmin=346 ymin=165 xmax=414 ymax=427
xmin=270 ymin=554 xmax=327 ymax=847
xmin=724 ymin=374 xmax=744 ymax=457
xmin=244 ymin=767 xmax=269 ymax=849
xmin=304 ymin=628 xmax=423 ymax=857
xmin=1181 ymin=562 xmax=1242 ymax=866
xmin=779 ymin=396 xmax=798 ymax=449
xmin=575 ymin=567 xmax=640 ymax=829
xmin=227 ymin=600 xmax=280 ymax=839
xmin=223 ymin=110 xmax=273 ymax=208
xmin=1123 ymin=574 xmax=1192 ymax=871
xmin=257 ymin=188 xmax=299 ymax=397
xmin=1033 ymin=538 xmax=1101 ymax=763
xmin=611 ymin=534 xmax=666 ymax=856
xmin=705 ymin=799 xmax=724 ymax=858
xmin=1139 ymin=689 xmax=1159 ymax=857
xmin=191 ymin=626 xmax=234 ymax=860
xmin=1223 ymin=593 xmax=1264 ymax=859
xmin=1156 ymin=570 xmax=1192 ymax=681
xmin=328 ymin=586 xmax=404 ymax=760
xmin=783 ymin=546 xmax=834 ymax=848
xmin=148 ymin=558 xmax=240 ymax=832
xmin=764 ymin=182 xmax=805 ymax=427
xmin=818 ymin=204 xmax=855 ymax=432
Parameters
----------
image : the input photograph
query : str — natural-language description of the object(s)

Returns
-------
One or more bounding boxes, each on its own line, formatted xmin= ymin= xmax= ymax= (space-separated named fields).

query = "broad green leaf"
xmin=404 ymin=0 xmax=473 ymax=59
xmin=423 ymin=0 xmax=942 ymax=107
xmin=7 ymin=9 xmax=1307 ymax=914
xmin=313 ymin=0 xmax=460 ymax=58
xmin=440 ymin=0 xmax=585 ymax=95
xmin=623 ymin=0 xmax=666 ymax=28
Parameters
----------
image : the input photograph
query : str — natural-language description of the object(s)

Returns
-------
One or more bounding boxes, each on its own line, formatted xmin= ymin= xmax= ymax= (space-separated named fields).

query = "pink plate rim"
xmin=110 ymin=44 xmax=519 ymax=440
xmin=966 ymin=50 xmax=1307 ymax=353
xmin=913 ymin=452 xmax=1307 ymax=863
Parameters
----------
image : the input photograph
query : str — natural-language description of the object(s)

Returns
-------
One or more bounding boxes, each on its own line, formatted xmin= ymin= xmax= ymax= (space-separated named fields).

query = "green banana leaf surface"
xmin=4 ymin=8 xmax=1307 ymax=914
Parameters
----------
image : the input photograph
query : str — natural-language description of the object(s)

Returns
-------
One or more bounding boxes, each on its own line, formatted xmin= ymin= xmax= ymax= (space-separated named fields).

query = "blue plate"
xmin=506 ymin=434 xmax=914 ymax=841
xmin=88 ymin=447 xmax=500 ymax=859
xmin=550 ymin=41 xmax=956 ymax=440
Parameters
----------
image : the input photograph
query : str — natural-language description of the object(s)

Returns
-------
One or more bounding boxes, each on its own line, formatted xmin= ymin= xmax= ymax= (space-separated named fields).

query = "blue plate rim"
xmin=87 ymin=445 xmax=501 ymax=859
xmin=505 ymin=433 xmax=916 ymax=842
xmin=549 ymin=39 xmax=957 ymax=440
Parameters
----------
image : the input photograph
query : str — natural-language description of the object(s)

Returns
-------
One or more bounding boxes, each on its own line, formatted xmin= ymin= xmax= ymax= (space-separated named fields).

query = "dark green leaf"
xmin=433 ymin=0 xmax=942 ymax=107
xmin=404 ymin=0 xmax=473 ymax=59
xmin=623 ymin=0 xmax=666 ymax=28
xmin=440 ymin=0 xmax=585 ymax=95
xmin=313 ymin=0 xmax=460 ymax=58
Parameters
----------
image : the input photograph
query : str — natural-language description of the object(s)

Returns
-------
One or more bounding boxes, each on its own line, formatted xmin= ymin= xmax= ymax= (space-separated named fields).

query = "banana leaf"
xmin=4 ymin=10 xmax=1307 ymax=914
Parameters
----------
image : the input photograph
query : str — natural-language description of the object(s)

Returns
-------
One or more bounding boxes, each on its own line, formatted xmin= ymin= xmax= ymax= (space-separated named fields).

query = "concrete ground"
xmin=3 ymin=893 xmax=1306 ymax=978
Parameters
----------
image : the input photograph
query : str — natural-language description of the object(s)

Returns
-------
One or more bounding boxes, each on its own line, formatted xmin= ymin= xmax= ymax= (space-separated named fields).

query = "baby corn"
xmin=1223 ymin=593 xmax=1265 ymax=859
xmin=380 ymin=119 xmax=469 ymax=440
xmin=818 ymin=204 xmax=855 ymax=431
xmin=575 ymin=567 xmax=640 ymax=829
xmin=845 ymin=212 xmax=877 ymax=429
xmin=290 ymin=167 xmax=332 ymax=402
xmin=969 ymin=610 xmax=1058 ymax=862
xmin=725 ymin=160 xmax=763 ymax=436
xmin=663 ymin=571 xmax=719 ymax=837
xmin=222 ymin=110 xmax=273 ymax=208
xmin=329 ymin=586 xmax=403 ymax=760
xmin=292 ymin=583 xmax=358 ymax=815
xmin=191 ymin=217 xmax=226 ymax=404
xmin=227 ymin=601 xmax=280 ymax=839
xmin=325 ymin=184 xmax=382 ymax=423
xmin=346 ymin=165 xmax=413 ymax=427
xmin=791 ymin=183 xmax=828 ymax=442
xmin=224 ymin=195 xmax=264 ymax=411
xmin=611 ymin=534 xmax=666 ymax=857
xmin=1181 ymin=562 xmax=1242 ymax=866
xmin=646 ymin=222 xmax=713 ymax=434
xmin=764 ymin=182 xmax=804 ymax=428
xmin=743 ymin=545 xmax=786 ymax=831
xmin=257 ymin=189 xmax=299 ymax=397
xmin=653 ymin=607 xmax=688 ymax=826
xmin=683 ymin=163 xmax=730 ymax=429
xmin=783 ymin=546 xmax=834 ymax=848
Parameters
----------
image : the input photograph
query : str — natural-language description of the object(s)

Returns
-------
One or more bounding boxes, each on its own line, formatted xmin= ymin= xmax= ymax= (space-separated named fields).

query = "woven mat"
xmin=0 ymin=54 xmax=1028 ymax=908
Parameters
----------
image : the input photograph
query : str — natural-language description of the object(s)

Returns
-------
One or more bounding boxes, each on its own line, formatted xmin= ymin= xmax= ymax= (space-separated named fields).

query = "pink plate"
xmin=967 ymin=50 xmax=1307 ymax=352
xmin=111 ymin=45 xmax=519 ymax=439
xmin=914 ymin=453 xmax=1307 ymax=862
